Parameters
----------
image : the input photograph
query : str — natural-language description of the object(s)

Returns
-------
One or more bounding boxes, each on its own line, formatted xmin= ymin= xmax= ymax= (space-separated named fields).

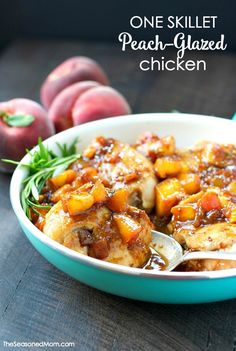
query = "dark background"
xmin=1 ymin=0 xmax=236 ymax=51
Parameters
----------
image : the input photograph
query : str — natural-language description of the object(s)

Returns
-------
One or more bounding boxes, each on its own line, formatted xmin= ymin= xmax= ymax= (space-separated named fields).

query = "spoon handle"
xmin=182 ymin=251 xmax=236 ymax=262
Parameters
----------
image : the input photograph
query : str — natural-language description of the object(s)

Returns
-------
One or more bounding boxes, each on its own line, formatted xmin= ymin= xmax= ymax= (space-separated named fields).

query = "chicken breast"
xmin=171 ymin=184 xmax=232 ymax=233
xmin=180 ymin=258 xmax=236 ymax=272
xmin=134 ymin=132 xmax=176 ymax=163
xmin=173 ymin=222 xmax=236 ymax=272
xmin=43 ymin=201 xmax=152 ymax=268
xmin=184 ymin=223 xmax=236 ymax=251
xmin=73 ymin=136 xmax=157 ymax=211
xmin=180 ymin=237 xmax=236 ymax=272
xmin=169 ymin=183 xmax=236 ymax=271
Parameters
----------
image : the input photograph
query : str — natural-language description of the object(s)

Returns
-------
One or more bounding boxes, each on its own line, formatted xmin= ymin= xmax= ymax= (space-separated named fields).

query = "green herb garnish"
xmin=0 ymin=111 xmax=35 ymax=127
xmin=3 ymin=138 xmax=81 ymax=219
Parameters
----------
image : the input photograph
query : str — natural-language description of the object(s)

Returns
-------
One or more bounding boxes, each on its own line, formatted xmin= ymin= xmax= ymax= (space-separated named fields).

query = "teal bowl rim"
xmin=10 ymin=113 xmax=236 ymax=281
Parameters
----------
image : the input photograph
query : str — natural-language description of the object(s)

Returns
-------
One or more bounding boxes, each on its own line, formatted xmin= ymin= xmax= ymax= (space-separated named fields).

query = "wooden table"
xmin=0 ymin=40 xmax=236 ymax=351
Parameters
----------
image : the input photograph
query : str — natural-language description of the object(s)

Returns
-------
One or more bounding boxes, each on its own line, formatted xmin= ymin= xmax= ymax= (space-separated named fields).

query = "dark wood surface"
xmin=0 ymin=40 xmax=236 ymax=351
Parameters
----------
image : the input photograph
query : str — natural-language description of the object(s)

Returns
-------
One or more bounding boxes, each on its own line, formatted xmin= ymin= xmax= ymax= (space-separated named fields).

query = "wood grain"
xmin=0 ymin=40 xmax=236 ymax=351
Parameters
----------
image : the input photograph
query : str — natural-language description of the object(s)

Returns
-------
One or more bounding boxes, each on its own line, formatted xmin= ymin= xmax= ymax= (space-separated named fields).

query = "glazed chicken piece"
xmin=180 ymin=257 xmax=236 ymax=272
xmin=170 ymin=189 xmax=236 ymax=271
xmin=73 ymin=136 xmax=157 ymax=212
xmin=34 ymin=134 xmax=236 ymax=272
xmin=192 ymin=141 xmax=236 ymax=190
xmin=43 ymin=180 xmax=153 ymax=267
xmin=180 ymin=223 xmax=236 ymax=271
xmin=167 ymin=141 xmax=236 ymax=272
xmin=171 ymin=189 xmax=236 ymax=246
xmin=134 ymin=132 xmax=176 ymax=163
xmin=185 ymin=222 xmax=236 ymax=251
xmin=193 ymin=141 xmax=236 ymax=168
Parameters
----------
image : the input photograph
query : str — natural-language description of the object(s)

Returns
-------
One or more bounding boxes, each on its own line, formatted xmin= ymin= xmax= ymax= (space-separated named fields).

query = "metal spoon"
xmin=150 ymin=230 xmax=236 ymax=271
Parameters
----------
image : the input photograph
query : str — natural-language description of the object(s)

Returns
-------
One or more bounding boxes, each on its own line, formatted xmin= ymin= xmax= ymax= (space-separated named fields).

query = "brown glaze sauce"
xmin=142 ymin=250 xmax=168 ymax=271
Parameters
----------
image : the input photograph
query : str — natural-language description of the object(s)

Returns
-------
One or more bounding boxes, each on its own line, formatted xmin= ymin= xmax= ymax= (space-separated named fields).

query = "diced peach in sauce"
xmin=179 ymin=191 xmax=204 ymax=205
xmin=80 ymin=167 xmax=98 ymax=183
xmin=125 ymin=172 xmax=138 ymax=183
xmin=51 ymin=184 xmax=72 ymax=203
xmin=77 ymin=182 xmax=94 ymax=193
xmin=230 ymin=208 xmax=236 ymax=223
xmin=178 ymin=173 xmax=201 ymax=195
xmin=108 ymin=188 xmax=129 ymax=212
xmin=155 ymin=178 xmax=184 ymax=217
xmin=228 ymin=181 xmax=236 ymax=195
xmin=71 ymin=177 xmax=83 ymax=189
xmin=154 ymin=157 xmax=182 ymax=178
xmin=91 ymin=180 xmax=108 ymax=203
xmin=171 ymin=205 xmax=196 ymax=221
xmin=48 ymin=169 xmax=77 ymax=190
xmin=160 ymin=136 xmax=176 ymax=155
xmin=218 ymin=195 xmax=229 ymax=208
xmin=113 ymin=214 xmax=142 ymax=243
xmin=202 ymin=143 xmax=226 ymax=165
xmin=65 ymin=192 xmax=94 ymax=215
xmin=200 ymin=192 xmax=221 ymax=212
xmin=83 ymin=145 xmax=97 ymax=159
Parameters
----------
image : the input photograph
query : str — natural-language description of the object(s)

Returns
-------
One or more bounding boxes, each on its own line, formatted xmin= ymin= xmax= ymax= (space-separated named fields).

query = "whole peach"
xmin=48 ymin=81 xmax=101 ymax=132
xmin=72 ymin=86 xmax=131 ymax=125
xmin=0 ymin=98 xmax=55 ymax=172
xmin=40 ymin=57 xmax=109 ymax=109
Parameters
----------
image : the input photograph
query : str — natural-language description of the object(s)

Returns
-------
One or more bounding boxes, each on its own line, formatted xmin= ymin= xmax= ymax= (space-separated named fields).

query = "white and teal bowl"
xmin=10 ymin=113 xmax=236 ymax=304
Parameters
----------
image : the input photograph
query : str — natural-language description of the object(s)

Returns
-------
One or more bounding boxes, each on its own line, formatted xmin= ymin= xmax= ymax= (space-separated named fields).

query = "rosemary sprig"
xmin=3 ymin=138 xmax=81 ymax=220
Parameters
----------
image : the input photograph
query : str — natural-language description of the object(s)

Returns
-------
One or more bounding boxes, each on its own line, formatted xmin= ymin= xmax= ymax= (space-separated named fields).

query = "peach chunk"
xmin=171 ymin=205 xmax=196 ymax=221
xmin=107 ymin=188 xmax=129 ymax=212
xmin=200 ymin=192 xmax=221 ymax=212
xmin=230 ymin=208 xmax=236 ymax=223
xmin=51 ymin=184 xmax=72 ymax=203
xmin=48 ymin=169 xmax=77 ymax=191
xmin=156 ymin=178 xmax=184 ymax=217
xmin=113 ymin=214 xmax=142 ymax=243
xmin=154 ymin=157 xmax=182 ymax=178
xmin=72 ymin=86 xmax=131 ymax=125
xmin=0 ymin=98 xmax=54 ymax=172
xmin=228 ymin=181 xmax=236 ymax=195
xmin=48 ymin=81 xmax=101 ymax=132
xmin=91 ymin=180 xmax=108 ymax=203
xmin=40 ymin=56 xmax=109 ymax=109
xmin=178 ymin=173 xmax=201 ymax=195
xmin=65 ymin=192 xmax=94 ymax=215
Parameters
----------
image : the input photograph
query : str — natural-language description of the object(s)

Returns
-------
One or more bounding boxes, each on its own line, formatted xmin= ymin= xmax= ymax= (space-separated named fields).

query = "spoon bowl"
xmin=151 ymin=230 xmax=236 ymax=271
